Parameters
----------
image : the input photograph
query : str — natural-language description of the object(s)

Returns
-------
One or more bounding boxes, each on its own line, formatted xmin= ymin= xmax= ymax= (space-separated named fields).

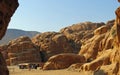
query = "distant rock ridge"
xmin=0 ymin=29 xmax=39 ymax=45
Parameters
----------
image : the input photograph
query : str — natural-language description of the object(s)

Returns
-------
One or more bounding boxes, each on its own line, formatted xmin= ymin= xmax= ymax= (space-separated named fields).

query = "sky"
xmin=8 ymin=0 xmax=119 ymax=32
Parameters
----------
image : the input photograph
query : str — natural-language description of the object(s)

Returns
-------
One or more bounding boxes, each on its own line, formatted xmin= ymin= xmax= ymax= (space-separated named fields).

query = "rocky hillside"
xmin=0 ymin=17 xmax=117 ymax=75
xmin=60 ymin=21 xmax=106 ymax=52
xmin=43 ymin=19 xmax=120 ymax=75
xmin=0 ymin=29 xmax=39 ymax=44
xmin=0 ymin=20 xmax=110 ymax=66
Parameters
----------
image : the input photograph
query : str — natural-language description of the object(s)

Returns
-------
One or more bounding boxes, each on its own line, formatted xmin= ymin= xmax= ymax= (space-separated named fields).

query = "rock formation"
xmin=0 ymin=52 xmax=9 ymax=75
xmin=32 ymin=32 xmax=74 ymax=61
xmin=0 ymin=0 xmax=19 ymax=40
xmin=79 ymin=25 xmax=111 ymax=61
xmin=0 ymin=0 xmax=119 ymax=74
xmin=43 ymin=53 xmax=85 ymax=70
xmin=6 ymin=36 xmax=41 ymax=65
xmin=0 ymin=0 xmax=19 ymax=75
xmin=67 ymin=7 xmax=120 ymax=75
xmin=60 ymin=22 xmax=105 ymax=53
xmin=39 ymin=19 xmax=118 ymax=75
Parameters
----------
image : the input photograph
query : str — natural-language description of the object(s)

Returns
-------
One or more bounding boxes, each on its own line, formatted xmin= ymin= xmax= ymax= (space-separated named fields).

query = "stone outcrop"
xmin=0 ymin=44 xmax=8 ymax=60
xmin=0 ymin=52 xmax=9 ymax=75
xmin=0 ymin=0 xmax=19 ymax=75
xmin=60 ymin=22 xmax=105 ymax=53
xmin=7 ymin=36 xmax=41 ymax=65
xmin=0 ymin=0 xmax=19 ymax=40
xmin=32 ymin=32 xmax=74 ymax=61
xmin=68 ymin=17 xmax=120 ymax=74
xmin=79 ymin=24 xmax=111 ymax=61
xmin=43 ymin=53 xmax=85 ymax=70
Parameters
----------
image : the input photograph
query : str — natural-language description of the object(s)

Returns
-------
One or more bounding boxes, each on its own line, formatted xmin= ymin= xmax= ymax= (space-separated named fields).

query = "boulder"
xmin=43 ymin=53 xmax=85 ymax=70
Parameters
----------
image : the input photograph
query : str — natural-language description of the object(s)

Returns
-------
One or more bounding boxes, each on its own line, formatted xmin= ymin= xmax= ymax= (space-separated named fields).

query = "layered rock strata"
xmin=7 ymin=36 xmax=41 ymax=65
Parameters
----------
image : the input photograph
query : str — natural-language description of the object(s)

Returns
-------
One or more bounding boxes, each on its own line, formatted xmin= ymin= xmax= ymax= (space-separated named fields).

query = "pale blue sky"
xmin=8 ymin=0 xmax=119 ymax=32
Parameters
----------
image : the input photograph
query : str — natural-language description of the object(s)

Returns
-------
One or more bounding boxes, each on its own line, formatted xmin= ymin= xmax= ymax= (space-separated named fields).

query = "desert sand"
xmin=8 ymin=66 xmax=88 ymax=75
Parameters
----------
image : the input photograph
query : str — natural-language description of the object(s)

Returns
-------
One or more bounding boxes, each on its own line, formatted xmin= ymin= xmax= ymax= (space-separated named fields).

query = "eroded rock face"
xmin=6 ymin=36 xmax=41 ymax=65
xmin=69 ymin=18 xmax=120 ymax=74
xmin=79 ymin=24 xmax=112 ymax=61
xmin=0 ymin=0 xmax=19 ymax=40
xmin=43 ymin=53 xmax=85 ymax=70
xmin=0 ymin=52 xmax=9 ymax=75
xmin=0 ymin=0 xmax=19 ymax=75
xmin=60 ymin=22 xmax=105 ymax=53
xmin=32 ymin=32 xmax=74 ymax=61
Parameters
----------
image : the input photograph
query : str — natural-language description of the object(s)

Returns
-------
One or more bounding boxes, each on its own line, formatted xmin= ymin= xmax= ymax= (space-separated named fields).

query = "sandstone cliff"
xmin=0 ymin=0 xmax=19 ymax=39
xmin=6 ymin=36 xmax=41 ymax=65
xmin=68 ymin=19 xmax=120 ymax=75
xmin=41 ymin=20 xmax=120 ymax=75
xmin=60 ymin=22 xmax=105 ymax=53
xmin=32 ymin=32 xmax=74 ymax=61
xmin=0 ymin=0 xmax=19 ymax=75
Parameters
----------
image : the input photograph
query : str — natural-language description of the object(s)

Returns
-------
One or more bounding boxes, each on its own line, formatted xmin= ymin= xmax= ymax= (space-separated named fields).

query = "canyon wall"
xmin=0 ymin=0 xmax=19 ymax=75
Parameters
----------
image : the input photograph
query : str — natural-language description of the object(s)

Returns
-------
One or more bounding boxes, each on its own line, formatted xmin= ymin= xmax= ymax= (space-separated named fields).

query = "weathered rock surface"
xmin=0 ymin=44 xmax=8 ymax=60
xmin=0 ymin=0 xmax=19 ymax=75
xmin=43 ymin=53 xmax=85 ymax=70
xmin=32 ymin=32 xmax=74 ymax=61
xmin=79 ymin=34 xmax=106 ymax=60
xmin=60 ymin=22 xmax=105 ymax=53
xmin=0 ymin=0 xmax=19 ymax=40
xmin=0 ymin=52 xmax=9 ymax=75
xmin=68 ymin=17 xmax=120 ymax=75
xmin=7 ymin=36 xmax=41 ymax=65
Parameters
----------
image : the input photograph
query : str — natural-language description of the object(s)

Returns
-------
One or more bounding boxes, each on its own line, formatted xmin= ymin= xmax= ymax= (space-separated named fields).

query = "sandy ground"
xmin=8 ymin=66 xmax=88 ymax=75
